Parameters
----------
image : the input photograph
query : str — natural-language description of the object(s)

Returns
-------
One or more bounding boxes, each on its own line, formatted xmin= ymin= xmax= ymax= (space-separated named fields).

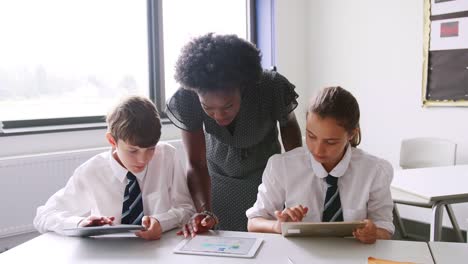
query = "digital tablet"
xmin=281 ymin=221 xmax=366 ymax=237
xmin=63 ymin=224 xmax=145 ymax=237
xmin=173 ymin=235 xmax=263 ymax=258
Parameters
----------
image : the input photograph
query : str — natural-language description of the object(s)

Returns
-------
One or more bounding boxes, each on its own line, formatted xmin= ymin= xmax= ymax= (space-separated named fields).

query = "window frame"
xmin=0 ymin=0 xmax=272 ymax=136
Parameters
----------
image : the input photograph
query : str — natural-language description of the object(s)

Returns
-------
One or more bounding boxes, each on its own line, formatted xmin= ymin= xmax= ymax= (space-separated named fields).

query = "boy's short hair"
xmin=106 ymin=96 xmax=161 ymax=147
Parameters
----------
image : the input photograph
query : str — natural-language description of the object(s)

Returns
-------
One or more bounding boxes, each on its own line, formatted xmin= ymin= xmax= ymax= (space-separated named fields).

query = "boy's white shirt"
xmin=34 ymin=142 xmax=195 ymax=234
xmin=246 ymin=146 xmax=395 ymax=234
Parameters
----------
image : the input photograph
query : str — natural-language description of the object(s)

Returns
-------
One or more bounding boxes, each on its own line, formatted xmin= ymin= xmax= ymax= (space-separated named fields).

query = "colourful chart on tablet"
xmin=181 ymin=236 xmax=256 ymax=255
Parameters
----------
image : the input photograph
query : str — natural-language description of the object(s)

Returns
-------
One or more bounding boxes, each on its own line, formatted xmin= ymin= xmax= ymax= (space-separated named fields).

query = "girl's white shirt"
xmin=246 ymin=146 xmax=394 ymax=234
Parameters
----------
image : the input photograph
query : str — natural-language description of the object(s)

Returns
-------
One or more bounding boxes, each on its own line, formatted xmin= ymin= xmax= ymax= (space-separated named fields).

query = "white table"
xmin=392 ymin=165 xmax=468 ymax=241
xmin=428 ymin=241 xmax=468 ymax=264
xmin=0 ymin=230 xmax=434 ymax=264
xmin=281 ymin=236 xmax=433 ymax=264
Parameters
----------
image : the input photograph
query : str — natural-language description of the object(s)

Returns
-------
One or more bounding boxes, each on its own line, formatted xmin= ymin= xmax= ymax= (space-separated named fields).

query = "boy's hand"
xmin=273 ymin=205 xmax=308 ymax=233
xmin=177 ymin=212 xmax=217 ymax=238
xmin=136 ymin=216 xmax=162 ymax=240
xmin=79 ymin=216 xmax=115 ymax=227
xmin=353 ymin=219 xmax=377 ymax=244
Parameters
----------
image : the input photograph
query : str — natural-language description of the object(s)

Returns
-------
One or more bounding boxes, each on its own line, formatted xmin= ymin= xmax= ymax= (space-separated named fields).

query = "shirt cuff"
xmin=246 ymin=207 xmax=272 ymax=220
xmin=374 ymin=220 xmax=395 ymax=235
xmin=152 ymin=212 xmax=178 ymax=232
xmin=63 ymin=216 xmax=86 ymax=229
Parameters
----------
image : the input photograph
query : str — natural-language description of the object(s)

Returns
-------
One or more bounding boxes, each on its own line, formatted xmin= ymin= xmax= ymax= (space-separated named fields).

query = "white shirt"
xmin=34 ymin=142 xmax=195 ymax=234
xmin=246 ymin=146 xmax=395 ymax=234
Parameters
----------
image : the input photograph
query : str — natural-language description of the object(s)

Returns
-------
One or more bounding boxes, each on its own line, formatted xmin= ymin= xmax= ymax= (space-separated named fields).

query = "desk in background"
xmin=0 ymin=230 xmax=434 ymax=264
xmin=428 ymin=241 xmax=468 ymax=264
xmin=392 ymin=165 xmax=468 ymax=241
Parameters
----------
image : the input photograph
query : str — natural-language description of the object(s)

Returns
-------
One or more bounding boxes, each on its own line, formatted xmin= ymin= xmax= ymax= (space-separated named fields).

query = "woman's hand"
xmin=78 ymin=216 xmax=115 ymax=227
xmin=136 ymin=216 xmax=162 ymax=240
xmin=177 ymin=212 xmax=218 ymax=238
xmin=272 ymin=205 xmax=308 ymax=233
xmin=353 ymin=219 xmax=378 ymax=244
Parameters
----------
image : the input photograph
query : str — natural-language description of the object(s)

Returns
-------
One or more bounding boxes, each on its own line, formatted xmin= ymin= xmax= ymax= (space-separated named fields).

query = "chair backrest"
xmin=165 ymin=139 xmax=187 ymax=170
xmin=399 ymin=138 xmax=457 ymax=169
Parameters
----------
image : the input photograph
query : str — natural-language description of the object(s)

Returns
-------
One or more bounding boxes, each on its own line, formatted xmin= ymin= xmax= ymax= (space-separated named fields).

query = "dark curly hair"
xmin=174 ymin=33 xmax=262 ymax=94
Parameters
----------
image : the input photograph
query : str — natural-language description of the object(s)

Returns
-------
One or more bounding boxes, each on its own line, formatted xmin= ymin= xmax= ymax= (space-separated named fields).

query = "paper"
xmin=430 ymin=17 xmax=468 ymax=51
xmin=431 ymin=0 xmax=468 ymax=16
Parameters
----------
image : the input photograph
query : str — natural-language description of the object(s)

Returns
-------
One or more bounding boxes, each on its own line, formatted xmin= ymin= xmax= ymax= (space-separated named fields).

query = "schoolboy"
xmin=34 ymin=96 xmax=195 ymax=240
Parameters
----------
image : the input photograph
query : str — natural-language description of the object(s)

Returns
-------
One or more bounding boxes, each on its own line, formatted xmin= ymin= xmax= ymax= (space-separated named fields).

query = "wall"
xmin=307 ymin=0 xmax=468 ymax=229
xmin=276 ymin=0 xmax=311 ymax=131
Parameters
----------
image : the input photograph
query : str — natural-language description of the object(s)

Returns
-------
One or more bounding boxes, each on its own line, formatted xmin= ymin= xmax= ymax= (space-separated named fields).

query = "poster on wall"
xmin=423 ymin=0 xmax=468 ymax=106
xmin=431 ymin=0 xmax=468 ymax=15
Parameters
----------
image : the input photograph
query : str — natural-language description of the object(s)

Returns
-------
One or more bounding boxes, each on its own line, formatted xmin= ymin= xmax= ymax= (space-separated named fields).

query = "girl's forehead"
xmin=306 ymin=113 xmax=348 ymax=136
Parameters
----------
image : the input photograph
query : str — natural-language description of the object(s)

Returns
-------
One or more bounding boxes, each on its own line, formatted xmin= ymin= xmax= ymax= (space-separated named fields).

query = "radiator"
xmin=0 ymin=147 xmax=108 ymax=238
xmin=0 ymin=140 xmax=185 ymax=239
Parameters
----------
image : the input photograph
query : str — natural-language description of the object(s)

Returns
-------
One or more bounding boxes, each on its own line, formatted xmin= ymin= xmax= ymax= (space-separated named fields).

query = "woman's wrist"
xmin=200 ymin=210 xmax=219 ymax=227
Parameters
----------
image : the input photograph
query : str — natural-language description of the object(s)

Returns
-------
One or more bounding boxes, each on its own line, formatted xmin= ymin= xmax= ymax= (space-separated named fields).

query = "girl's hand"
xmin=272 ymin=205 xmax=308 ymax=233
xmin=78 ymin=216 xmax=115 ymax=227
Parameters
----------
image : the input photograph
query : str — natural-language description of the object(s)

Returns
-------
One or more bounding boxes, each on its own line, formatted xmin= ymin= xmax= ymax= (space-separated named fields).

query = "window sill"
xmin=0 ymin=123 xmax=107 ymax=137
xmin=0 ymin=118 xmax=172 ymax=137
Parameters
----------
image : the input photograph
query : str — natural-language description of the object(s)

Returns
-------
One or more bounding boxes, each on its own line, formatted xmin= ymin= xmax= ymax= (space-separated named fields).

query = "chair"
xmin=166 ymin=139 xmax=188 ymax=172
xmin=392 ymin=138 xmax=464 ymax=242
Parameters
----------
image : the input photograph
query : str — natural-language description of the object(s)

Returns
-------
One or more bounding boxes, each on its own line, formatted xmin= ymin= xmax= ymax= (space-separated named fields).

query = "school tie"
xmin=322 ymin=175 xmax=344 ymax=222
xmin=121 ymin=171 xmax=144 ymax=225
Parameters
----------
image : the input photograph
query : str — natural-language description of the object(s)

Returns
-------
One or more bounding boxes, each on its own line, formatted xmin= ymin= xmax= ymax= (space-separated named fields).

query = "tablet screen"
xmin=180 ymin=236 xmax=257 ymax=255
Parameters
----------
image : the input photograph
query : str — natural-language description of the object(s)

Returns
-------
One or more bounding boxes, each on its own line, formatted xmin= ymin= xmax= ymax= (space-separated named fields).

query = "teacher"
xmin=166 ymin=33 xmax=302 ymax=232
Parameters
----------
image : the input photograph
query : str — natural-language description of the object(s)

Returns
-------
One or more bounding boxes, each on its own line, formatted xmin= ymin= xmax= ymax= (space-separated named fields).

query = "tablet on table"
xmin=281 ymin=221 xmax=366 ymax=237
xmin=173 ymin=235 xmax=263 ymax=258
xmin=63 ymin=224 xmax=145 ymax=237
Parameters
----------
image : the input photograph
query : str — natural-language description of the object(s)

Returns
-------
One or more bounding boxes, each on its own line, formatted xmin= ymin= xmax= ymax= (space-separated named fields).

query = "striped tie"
xmin=121 ymin=172 xmax=144 ymax=225
xmin=322 ymin=175 xmax=344 ymax=222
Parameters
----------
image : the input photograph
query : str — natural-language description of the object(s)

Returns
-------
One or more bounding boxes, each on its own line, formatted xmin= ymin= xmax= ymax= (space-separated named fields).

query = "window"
xmin=0 ymin=0 xmax=149 ymax=126
xmin=0 ymin=0 xmax=256 ymax=134
xmin=161 ymin=0 xmax=249 ymax=101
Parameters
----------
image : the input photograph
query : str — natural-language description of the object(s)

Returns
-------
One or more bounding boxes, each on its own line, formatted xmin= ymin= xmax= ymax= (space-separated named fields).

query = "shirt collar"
xmin=108 ymin=149 xmax=148 ymax=182
xmin=308 ymin=144 xmax=353 ymax=179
